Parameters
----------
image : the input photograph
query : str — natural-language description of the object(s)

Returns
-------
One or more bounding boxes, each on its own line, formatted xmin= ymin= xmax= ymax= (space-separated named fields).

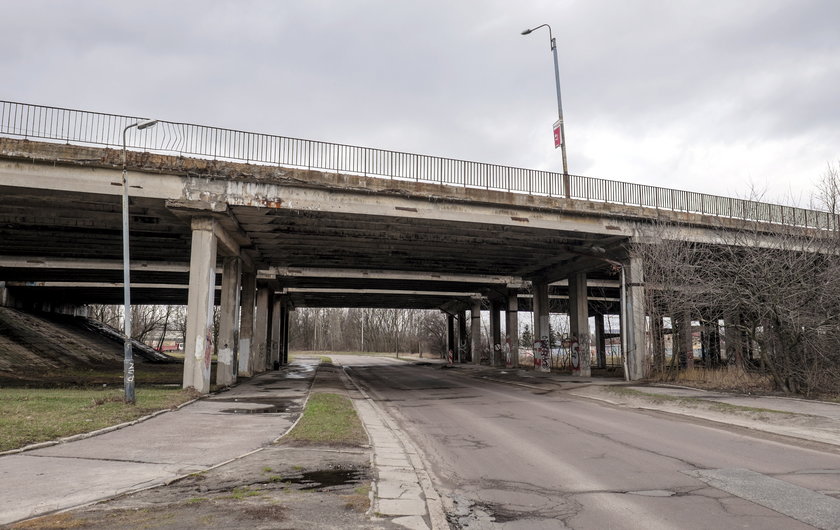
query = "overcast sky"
xmin=3 ymin=0 xmax=839 ymax=206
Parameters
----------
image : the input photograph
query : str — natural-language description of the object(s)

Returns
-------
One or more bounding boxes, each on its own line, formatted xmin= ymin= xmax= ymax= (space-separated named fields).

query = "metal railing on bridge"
xmin=1 ymin=100 xmax=835 ymax=230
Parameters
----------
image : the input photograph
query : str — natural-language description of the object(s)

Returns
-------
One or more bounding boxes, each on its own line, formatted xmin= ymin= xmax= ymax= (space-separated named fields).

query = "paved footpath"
xmin=0 ymin=362 xmax=316 ymax=526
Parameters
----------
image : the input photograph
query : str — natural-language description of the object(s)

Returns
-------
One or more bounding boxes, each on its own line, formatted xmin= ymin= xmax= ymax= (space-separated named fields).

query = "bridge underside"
xmin=1 ymin=138 xmax=658 ymax=390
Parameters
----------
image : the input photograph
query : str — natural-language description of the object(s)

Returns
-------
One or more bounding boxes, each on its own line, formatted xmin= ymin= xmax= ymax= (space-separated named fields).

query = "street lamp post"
xmin=522 ymin=24 xmax=570 ymax=198
xmin=121 ymin=119 xmax=158 ymax=404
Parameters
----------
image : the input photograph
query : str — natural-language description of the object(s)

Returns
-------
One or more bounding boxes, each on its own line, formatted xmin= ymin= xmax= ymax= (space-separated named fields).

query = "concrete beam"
xmin=263 ymin=266 xmax=524 ymax=287
xmin=216 ymin=256 xmax=241 ymax=387
xmin=4 ymin=281 xmax=202 ymax=290
xmin=280 ymin=288 xmax=485 ymax=298
xmin=0 ymin=256 xmax=196 ymax=272
xmin=183 ymin=218 xmax=218 ymax=393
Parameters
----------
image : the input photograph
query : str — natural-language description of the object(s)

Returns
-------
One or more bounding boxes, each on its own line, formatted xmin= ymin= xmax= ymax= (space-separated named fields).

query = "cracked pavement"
xmin=339 ymin=357 xmax=840 ymax=529
xmin=0 ymin=362 xmax=315 ymax=525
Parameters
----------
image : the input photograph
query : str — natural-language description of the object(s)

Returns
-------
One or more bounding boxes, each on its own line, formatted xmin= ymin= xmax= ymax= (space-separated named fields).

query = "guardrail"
xmin=1 ymin=100 xmax=835 ymax=230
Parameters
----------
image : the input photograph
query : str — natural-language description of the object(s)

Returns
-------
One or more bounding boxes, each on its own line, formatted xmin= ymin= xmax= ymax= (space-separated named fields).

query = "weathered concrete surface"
xmin=216 ymin=256 xmax=241 ymax=386
xmin=0 ymin=361 xmax=317 ymax=526
xmin=342 ymin=359 xmax=840 ymax=529
xmin=335 ymin=355 xmax=450 ymax=530
xmin=183 ymin=218 xmax=218 ymax=392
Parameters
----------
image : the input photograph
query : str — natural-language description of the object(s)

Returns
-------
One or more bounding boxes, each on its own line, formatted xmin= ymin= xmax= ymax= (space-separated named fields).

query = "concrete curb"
xmin=650 ymin=383 xmax=840 ymax=407
xmin=342 ymin=366 xmax=450 ymax=530
xmin=568 ymin=387 xmax=840 ymax=449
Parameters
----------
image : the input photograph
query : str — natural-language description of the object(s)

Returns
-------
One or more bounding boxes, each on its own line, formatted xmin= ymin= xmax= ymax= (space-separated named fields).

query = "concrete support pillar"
xmin=281 ymin=303 xmax=290 ymax=365
xmin=238 ymin=271 xmax=257 ymax=376
xmin=490 ymin=300 xmax=502 ymax=366
xmin=183 ymin=218 xmax=218 ymax=393
xmin=471 ymin=298 xmax=482 ymax=365
xmin=675 ymin=309 xmax=694 ymax=370
xmin=457 ymin=310 xmax=467 ymax=362
xmin=702 ymin=318 xmax=721 ymax=367
xmin=505 ymin=291 xmax=520 ymax=368
xmin=594 ymin=313 xmax=607 ymax=369
xmin=270 ymin=296 xmax=283 ymax=370
xmin=650 ymin=307 xmax=665 ymax=374
xmin=624 ymin=256 xmax=647 ymax=380
xmin=216 ymin=256 xmax=241 ymax=387
xmin=283 ymin=306 xmax=293 ymax=364
xmin=446 ymin=314 xmax=456 ymax=359
xmin=0 ymin=282 xmax=13 ymax=307
xmin=532 ymin=280 xmax=550 ymax=371
xmin=569 ymin=272 xmax=591 ymax=377
xmin=724 ymin=312 xmax=745 ymax=368
xmin=253 ymin=287 xmax=272 ymax=373
xmin=532 ymin=281 xmax=550 ymax=346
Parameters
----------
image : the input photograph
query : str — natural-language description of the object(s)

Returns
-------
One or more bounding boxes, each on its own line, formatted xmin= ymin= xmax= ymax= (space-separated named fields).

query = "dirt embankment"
xmin=0 ymin=307 xmax=174 ymax=384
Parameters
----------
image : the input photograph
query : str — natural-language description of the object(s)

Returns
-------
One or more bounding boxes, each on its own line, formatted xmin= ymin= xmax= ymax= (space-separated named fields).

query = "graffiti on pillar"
xmin=204 ymin=329 xmax=213 ymax=370
xmin=503 ymin=334 xmax=512 ymax=368
xmin=570 ymin=338 xmax=580 ymax=370
xmin=493 ymin=343 xmax=502 ymax=365
xmin=534 ymin=338 xmax=551 ymax=373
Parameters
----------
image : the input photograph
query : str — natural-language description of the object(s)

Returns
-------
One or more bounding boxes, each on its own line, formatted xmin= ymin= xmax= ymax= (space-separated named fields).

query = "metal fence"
xmin=1 ymin=100 xmax=835 ymax=230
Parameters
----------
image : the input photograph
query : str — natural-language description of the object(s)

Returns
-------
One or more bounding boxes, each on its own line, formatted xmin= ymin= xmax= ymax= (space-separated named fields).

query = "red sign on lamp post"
xmin=553 ymin=120 xmax=562 ymax=148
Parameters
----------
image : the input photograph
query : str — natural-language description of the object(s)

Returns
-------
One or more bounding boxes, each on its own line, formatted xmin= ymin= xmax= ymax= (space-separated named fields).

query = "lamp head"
xmin=521 ymin=28 xmax=532 ymax=35
xmin=136 ymin=119 xmax=159 ymax=130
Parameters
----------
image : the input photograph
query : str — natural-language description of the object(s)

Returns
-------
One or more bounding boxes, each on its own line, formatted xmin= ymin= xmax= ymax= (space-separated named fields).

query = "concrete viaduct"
xmin=0 ymin=101 xmax=832 ymax=392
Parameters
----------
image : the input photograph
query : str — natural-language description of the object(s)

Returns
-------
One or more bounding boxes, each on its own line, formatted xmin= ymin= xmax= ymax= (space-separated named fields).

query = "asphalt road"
xmin=336 ymin=355 xmax=840 ymax=530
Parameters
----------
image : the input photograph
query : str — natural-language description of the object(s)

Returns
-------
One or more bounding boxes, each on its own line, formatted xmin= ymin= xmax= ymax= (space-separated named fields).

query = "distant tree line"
xmin=289 ymin=307 xmax=447 ymax=355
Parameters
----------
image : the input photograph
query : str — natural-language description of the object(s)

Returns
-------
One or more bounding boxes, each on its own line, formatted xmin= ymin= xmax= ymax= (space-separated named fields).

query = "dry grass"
xmin=655 ymin=367 xmax=774 ymax=393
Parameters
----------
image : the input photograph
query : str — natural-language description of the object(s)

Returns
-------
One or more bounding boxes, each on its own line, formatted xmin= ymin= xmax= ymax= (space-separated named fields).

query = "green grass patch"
xmin=0 ymin=387 xmax=198 ymax=452
xmin=279 ymin=392 xmax=368 ymax=447
xmin=319 ymin=356 xmax=333 ymax=364
xmin=227 ymin=486 xmax=262 ymax=500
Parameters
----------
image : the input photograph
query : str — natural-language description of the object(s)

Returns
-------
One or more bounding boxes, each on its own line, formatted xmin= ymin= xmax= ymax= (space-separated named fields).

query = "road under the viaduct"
xmin=337 ymin=355 xmax=840 ymax=529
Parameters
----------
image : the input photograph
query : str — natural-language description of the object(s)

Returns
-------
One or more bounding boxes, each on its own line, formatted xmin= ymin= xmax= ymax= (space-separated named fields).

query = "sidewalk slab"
xmin=0 ymin=360 xmax=316 ymax=526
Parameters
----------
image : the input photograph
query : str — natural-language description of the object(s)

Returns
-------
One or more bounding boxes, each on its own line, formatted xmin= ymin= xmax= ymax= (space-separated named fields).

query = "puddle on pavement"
xmin=284 ymin=469 xmax=365 ymax=491
xmin=210 ymin=397 xmax=300 ymax=414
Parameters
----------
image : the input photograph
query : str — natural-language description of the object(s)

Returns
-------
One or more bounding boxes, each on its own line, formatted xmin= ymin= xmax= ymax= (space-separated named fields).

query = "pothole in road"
xmin=447 ymin=489 xmax=578 ymax=528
